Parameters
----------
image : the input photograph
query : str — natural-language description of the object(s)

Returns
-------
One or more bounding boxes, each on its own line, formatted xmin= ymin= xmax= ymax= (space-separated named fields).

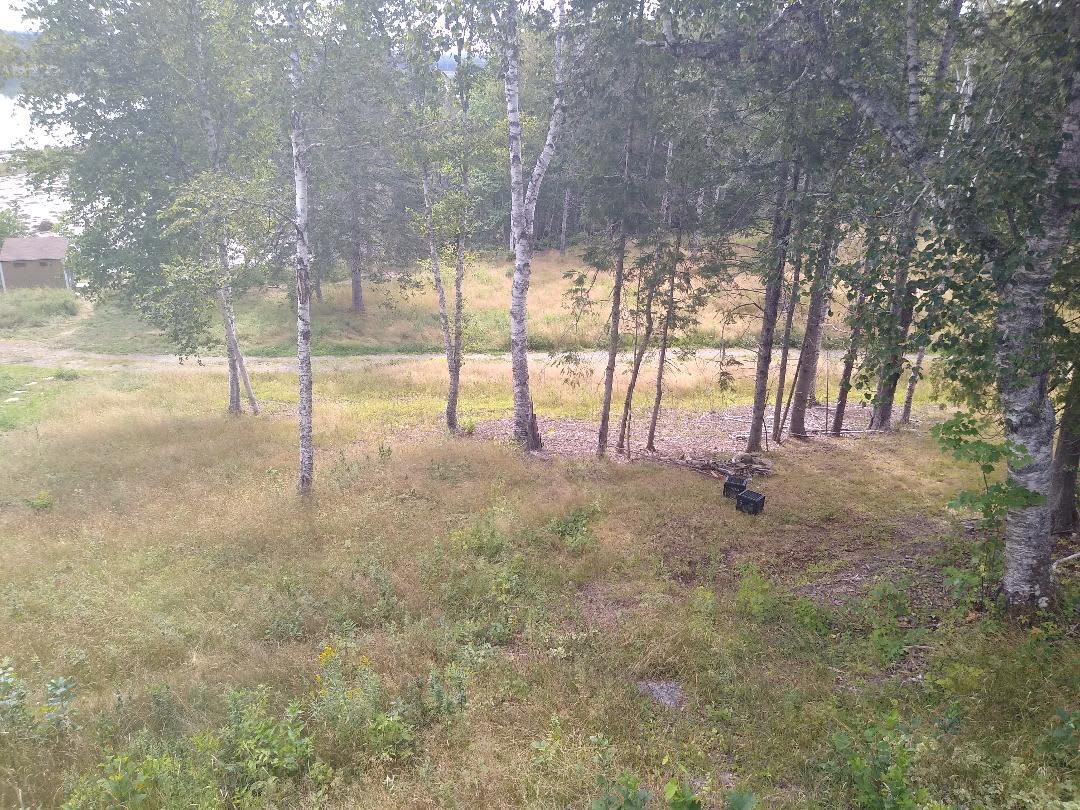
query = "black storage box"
xmin=723 ymin=476 xmax=748 ymax=498
xmin=736 ymin=490 xmax=765 ymax=515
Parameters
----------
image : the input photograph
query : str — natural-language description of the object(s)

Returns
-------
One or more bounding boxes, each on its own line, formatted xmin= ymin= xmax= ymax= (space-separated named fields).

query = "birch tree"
xmin=495 ymin=0 xmax=567 ymax=449
xmin=277 ymin=0 xmax=319 ymax=494
xmin=25 ymin=0 xmax=266 ymax=414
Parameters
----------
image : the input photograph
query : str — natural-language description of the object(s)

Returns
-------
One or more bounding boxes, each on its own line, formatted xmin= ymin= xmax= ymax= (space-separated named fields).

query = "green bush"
xmin=309 ymin=645 xmax=415 ymax=766
xmin=24 ymin=490 xmax=54 ymax=511
xmin=591 ymin=770 xmax=651 ymax=809
xmin=0 ymin=659 xmax=77 ymax=741
xmin=830 ymin=713 xmax=929 ymax=810
xmin=66 ymin=689 xmax=313 ymax=809
xmin=219 ymin=689 xmax=312 ymax=798
xmin=64 ymin=742 xmax=223 ymax=810
xmin=548 ymin=502 xmax=601 ymax=556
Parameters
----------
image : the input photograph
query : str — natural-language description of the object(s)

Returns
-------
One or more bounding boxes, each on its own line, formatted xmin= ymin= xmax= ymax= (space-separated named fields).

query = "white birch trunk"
xmin=288 ymin=40 xmax=314 ymax=495
xmin=188 ymin=0 xmax=258 ymax=416
xmin=772 ymin=214 xmax=806 ymax=442
xmin=421 ymin=168 xmax=457 ymax=433
xmin=898 ymin=343 xmax=926 ymax=425
xmin=499 ymin=0 xmax=567 ymax=449
xmin=997 ymin=55 xmax=1080 ymax=610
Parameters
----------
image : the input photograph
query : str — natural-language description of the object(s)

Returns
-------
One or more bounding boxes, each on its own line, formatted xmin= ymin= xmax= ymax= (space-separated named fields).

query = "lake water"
xmin=0 ymin=79 xmax=60 ymax=151
xmin=0 ymin=79 xmax=70 ymax=226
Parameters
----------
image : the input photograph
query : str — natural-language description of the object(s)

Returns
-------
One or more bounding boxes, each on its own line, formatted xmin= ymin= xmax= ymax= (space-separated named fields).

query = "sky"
xmin=0 ymin=1 xmax=27 ymax=31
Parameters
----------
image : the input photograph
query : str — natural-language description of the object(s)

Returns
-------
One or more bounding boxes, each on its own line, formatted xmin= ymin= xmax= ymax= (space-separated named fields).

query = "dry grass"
xmin=0 ymin=360 xmax=1076 ymax=809
xmin=1 ymin=248 xmax=832 ymax=356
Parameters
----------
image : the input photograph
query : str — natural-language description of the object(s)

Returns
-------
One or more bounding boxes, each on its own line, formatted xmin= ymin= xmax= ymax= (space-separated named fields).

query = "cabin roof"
xmin=0 ymin=236 xmax=69 ymax=262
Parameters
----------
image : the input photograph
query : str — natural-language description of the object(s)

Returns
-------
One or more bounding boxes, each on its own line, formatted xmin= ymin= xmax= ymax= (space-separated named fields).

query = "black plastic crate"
xmin=736 ymin=490 xmax=765 ymax=515
xmin=723 ymin=476 xmax=748 ymax=498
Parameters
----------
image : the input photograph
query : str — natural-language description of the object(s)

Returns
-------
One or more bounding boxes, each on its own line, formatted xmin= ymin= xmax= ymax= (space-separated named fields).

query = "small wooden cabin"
xmin=0 ymin=236 xmax=71 ymax=291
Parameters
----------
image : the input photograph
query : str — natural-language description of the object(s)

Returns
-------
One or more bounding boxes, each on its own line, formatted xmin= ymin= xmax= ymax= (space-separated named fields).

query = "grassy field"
xmin=0 ymin=249 xmax=840 ymax=357
xmin=0 ymin=351 xmax=1077 ymax=809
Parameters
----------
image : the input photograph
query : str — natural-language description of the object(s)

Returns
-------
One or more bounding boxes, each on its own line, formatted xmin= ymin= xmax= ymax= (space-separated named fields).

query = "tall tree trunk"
xmin=871 ymin=210 xmax=918 ymax=430
xmin=598 ymin=111 xmax=639 ymax=457
xmin=499 ymin=0 xmax=566 ymax=449
xmin=236 ymin=354 xmax=257 ymax=415
xmin=790 ymin=221 xmax=835 ymax=438
xmin=1051 ymin=364 xmax=1080 ymax=535
xmin=559 ymin=187 xmax=571 ymax=255
xmin=421 ymin=168 xmax=458 ymax=433
xmin=447 ymin=48 xmax=472 ymax=436
xmin=831 ymin=226 xmax=880 ymax=434
xmin=220 ymin=286 xmax=241 ymax=416
xmin=617 ymin=279 xmax=656 ymax=454
xmin=899 ymin=343 xmax=926 ymax=425
xmin=646 ymin=235 xmax=680 ymax=452
xmin=448 ymin=228 xmax=465 ymax=434
xmin=597 ymin=229 xmax=627 ymax=457
xmin=772 ymin=241 xmax=804 ymax=441
xmin=213 ymin=220 xmax=240 ymax=416
xmin=188 ymin=0 xmax=257 ymax=417
xmin=831 ymin=291 xmax=865 ymax=435
xmin=219 ymin=284 xmax=259 ymax=416
xmin=747 ymin=158 xmax=797 ymax=451
xmin=350 ymin=246 xmax=364 ymax=314
xmin=448 ymin=130 xmax=469 ymax=435
xmin=288 ymin=39 xmax=314 ymax=496
xmin=996 ymin=60 xmax=1080 ymax=610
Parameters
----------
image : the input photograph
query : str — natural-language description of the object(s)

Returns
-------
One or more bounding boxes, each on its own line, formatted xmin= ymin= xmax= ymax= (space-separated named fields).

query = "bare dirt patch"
xmin=792 ymin=515 xmax=952 ymax=610
xmin=576 ymin=581 xmax=641 ymax=631
xmin=472 ymin=402 xmax=873 ymax=467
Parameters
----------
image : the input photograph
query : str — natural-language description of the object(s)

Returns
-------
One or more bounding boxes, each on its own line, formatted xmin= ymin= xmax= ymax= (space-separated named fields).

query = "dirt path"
xmin=0 ymin=339 xmax=761 ymax=374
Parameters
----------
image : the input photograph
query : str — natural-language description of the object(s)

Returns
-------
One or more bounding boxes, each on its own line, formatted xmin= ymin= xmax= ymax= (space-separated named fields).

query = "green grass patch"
xmin=0 ymin=364 xmax=76 ymax=430
xmin=0 ymin=289 xmax=78 ymax=331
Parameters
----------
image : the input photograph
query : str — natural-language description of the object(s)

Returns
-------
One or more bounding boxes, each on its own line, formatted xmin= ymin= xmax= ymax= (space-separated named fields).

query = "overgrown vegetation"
xmin=0 ymin=364 xmax=1075 ymax=807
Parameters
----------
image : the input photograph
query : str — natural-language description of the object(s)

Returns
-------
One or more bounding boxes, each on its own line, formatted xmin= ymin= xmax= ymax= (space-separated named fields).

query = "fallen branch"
xmin=1051 ymin=551 xmax=1080 ymax=572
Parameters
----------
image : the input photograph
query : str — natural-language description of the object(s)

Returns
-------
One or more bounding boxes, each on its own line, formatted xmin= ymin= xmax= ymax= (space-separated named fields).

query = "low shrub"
xmin=548 ymin=501 xmax=601 ymax=556
xmin=829 ymin=712 xmax=928 ymax=810
xmin=309 ymin=645 xmax=415 ymax=767
xmin=65 ymin=688 xmax=314 ymax=809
